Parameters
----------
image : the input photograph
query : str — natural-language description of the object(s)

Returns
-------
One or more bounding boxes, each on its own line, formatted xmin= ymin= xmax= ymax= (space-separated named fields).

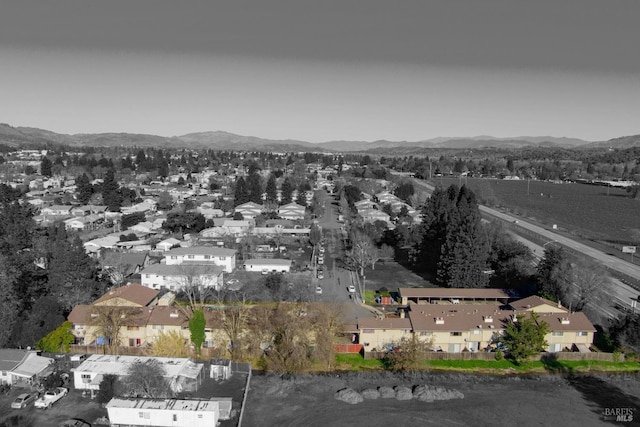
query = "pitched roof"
xmin=509 ymin=295 xmax=567 ymax=312
xmin=0 ymin=349 xmax=29 ymax=372
xmin=358 ymin=317 xmax=411 ymax=330
xmin=399 ymin=288 xmax=518 ymax=300
xmin=93 ymin=283 xmax=159 ymax=307
xmin=244 ymin=258 xmax=292 ymax=266
xmin=141 ymin=264 xmax=224 ymax=276
xmin=68 ymin=304 xmax=151 ymax=327
xmin=166 ymin=246 xmax=236 ymax=257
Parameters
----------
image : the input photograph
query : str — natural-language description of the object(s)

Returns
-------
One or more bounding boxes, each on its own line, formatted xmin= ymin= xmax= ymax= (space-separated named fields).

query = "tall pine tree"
xmin=436 ymin=186 xmax=489 ymax=288
xmin=265 ymin=174 xmax=278 ymax=204
xmin=101 ymin=168 xmax=122 ymax=211
xmin=234 ymin=176 xmax=249 ymax=207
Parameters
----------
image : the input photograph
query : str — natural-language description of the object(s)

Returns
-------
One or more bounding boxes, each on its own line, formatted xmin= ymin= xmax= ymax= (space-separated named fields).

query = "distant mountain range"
xmin=1 ymin=122 xmax=638 ymax=153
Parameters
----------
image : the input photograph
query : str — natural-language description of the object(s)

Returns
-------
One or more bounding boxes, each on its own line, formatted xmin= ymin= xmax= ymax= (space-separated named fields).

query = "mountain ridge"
xmin=1 ymin=122 xmax=637 ymax=153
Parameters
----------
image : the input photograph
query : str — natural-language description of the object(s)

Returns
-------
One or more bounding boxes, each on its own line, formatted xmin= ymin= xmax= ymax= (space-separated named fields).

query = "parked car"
xmin=315 ymin=286 xmax=323 ymax=295
xmin=348 ymin=285 xmax=356 ymax=293
xmin=317 ymin=269 xmax=324 ymax=279
xmin=11 ymin=392 xmax=39 ymax=409
xmin=59 ymin=419 xmax=91 ymax=427
xmin=319 ymin=246 xmax=325 ymax=254
xmin=34 ymin=387 xmax=68 ymax=409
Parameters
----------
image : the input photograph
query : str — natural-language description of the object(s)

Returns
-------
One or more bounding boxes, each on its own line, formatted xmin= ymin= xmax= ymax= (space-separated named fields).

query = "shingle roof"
xmin=93 ymin=283 xmax=159 ymax=307
xmin=141 ymin=264 xmax=224 ymax=276
xmin=165 ymin=247 xmax=236 ymax=256
xmin=357 ymin=317 xmax=411 ymax=330
xmin=399 ymin=288 xmax=518 ymax=299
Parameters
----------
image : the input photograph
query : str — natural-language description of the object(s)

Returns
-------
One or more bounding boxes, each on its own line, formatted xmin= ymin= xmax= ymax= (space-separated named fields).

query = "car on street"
xmin=59 ymin=419 xmax=91 ymax=427
xmin=318 ymin=256 xmax=324 ymax=265
xmin=348 ymin=285 xmax=356 ymax=293
xmin=11 ymin=392 xmax=39 ymax=409
xmin=34 ymin=387 xmax=68 ymax=409
xmin=317 ymin=269 xmax=324 ymax=279
xmin=315 ymin=286 xmax=323 ymax=294
xmin=319 ymin=246 xmax=325 ymax=254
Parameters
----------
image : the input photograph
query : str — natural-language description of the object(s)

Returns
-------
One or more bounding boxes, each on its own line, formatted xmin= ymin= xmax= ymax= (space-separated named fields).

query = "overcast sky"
xmin=1 ymin=0 xmax=639 ymax=142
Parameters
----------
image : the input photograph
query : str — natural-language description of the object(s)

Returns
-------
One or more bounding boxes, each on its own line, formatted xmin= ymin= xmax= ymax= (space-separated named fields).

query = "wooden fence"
xmin=68 ymin=344 xmax=221 ymax=359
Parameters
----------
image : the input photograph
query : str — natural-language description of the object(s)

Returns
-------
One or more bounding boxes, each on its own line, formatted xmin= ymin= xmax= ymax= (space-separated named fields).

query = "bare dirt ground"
xmin=244 ymin=371 xmax=640 ymax=427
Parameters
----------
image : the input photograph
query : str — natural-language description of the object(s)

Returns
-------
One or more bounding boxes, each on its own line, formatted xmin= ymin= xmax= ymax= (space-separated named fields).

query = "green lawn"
xmin=334 ymin=354 xmax=640 ymax=374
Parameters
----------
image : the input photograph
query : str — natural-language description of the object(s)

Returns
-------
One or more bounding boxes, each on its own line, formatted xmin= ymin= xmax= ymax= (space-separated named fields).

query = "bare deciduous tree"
xmin=90 ymin=304 xmax=143 ymax=354
xmin=123 ymin=359 xmax=172 ymax=398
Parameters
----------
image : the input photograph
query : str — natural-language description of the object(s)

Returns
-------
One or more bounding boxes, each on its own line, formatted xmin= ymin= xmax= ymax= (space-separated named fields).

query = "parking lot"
xmin=0 ymin=384 xmax=106 ymax=427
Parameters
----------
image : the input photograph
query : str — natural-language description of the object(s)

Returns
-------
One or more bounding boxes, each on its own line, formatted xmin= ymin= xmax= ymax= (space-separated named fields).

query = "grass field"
xmin=431 ymin=177 xmax=640 ymax=243
xmin=334 ymin=353 xmax=640 ymax=374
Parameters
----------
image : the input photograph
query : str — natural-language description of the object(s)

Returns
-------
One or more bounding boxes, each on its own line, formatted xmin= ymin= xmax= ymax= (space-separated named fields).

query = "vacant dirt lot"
xmin=244 ymin=371 xmax=640 ymax=426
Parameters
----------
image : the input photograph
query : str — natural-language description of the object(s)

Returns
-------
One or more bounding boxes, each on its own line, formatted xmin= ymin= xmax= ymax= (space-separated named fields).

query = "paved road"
xmin=314 ymin=191 xmax=379 ymax=324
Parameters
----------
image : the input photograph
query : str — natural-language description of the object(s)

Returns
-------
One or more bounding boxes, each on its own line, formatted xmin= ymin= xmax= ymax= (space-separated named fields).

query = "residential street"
xmin=315 ymin=191 xmax=379 ymax=325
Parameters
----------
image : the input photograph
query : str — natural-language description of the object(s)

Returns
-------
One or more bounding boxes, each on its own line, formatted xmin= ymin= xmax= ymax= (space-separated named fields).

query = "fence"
xmin=333 ymin=344 xmax=363 ymax=354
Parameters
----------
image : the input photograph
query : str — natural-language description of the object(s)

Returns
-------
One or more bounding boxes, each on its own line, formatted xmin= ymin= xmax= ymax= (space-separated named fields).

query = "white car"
xmin=348 ymin=285 xmax=356 ymax=293
xmin=319 ymin=246 xmax=325 ymax=254
xmin=11 ymin=392 xmax=38 ymax=409
xmin=315 ymin=286 xmax=323 ymax=295
xmin=34 ymin=387 xmax=68 ymax=409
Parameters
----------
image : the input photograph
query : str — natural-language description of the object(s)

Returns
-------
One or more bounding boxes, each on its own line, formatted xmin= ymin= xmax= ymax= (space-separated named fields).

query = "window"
xmin=170 ymin=256 xmax=177 ymax=260
xmin=139 ymin=412 xmax=150 ymax=419
xmin=145 ymin=274 xmax=150 ymax=278
xmin=552 ymin=331 xmax=564 ymax=336
xmin=198 ymin=414 xmax=203 ymax=419
xmin=187 ymin=255 xmax=194 ymax=259
xmin=81 ymin=374 xmax=91 ymax=383
xmin=450 ymin=332 xmax=462 ymax=336
xmin=127 ymin=326 xmax=139 ymax=331
xmin=219 ymin=257 xmax=225 ymax=260
xmin=153 ymin=325 xmax=165 ymax=330
xmin=162 ymin=276 xmax=167 ymax=280
xmin=577 ymin=331 xmax=588 ymax=337
xmin=362 ymin=329 xmax=374 ymax=334
xmin=472 ymin=329 xmax=480 ymax=335
xmin=173 ymin=414 xmax=177 ymax=422
xmin=204 ymin=255 xmax=211 ymax=259
xmin=419 ymin=331 xmax=432 ymax=336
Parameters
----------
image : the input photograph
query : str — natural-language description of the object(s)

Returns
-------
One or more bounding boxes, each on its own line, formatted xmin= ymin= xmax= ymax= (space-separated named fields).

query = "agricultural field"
xmin=431 ymin=177 xmax=640 ymax=244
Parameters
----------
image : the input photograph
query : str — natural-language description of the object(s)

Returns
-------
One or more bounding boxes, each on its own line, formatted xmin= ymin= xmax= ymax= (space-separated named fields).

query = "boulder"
xmin=394 ymin=385 xmax=413 ymax=401
xmin=378 ymin=386 xmax=396 ymax=398
xmin=334 ymin=388 xmax=364 ymax=404
xmin=413 ymin=385 xmax=465 ymax=402
xmin=361 ymin=388 xmax=380 ymax=400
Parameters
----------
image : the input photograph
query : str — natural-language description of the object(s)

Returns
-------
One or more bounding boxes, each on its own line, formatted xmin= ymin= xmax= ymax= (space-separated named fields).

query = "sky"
xmin=1 ymin=0 xmax=639 ymax=143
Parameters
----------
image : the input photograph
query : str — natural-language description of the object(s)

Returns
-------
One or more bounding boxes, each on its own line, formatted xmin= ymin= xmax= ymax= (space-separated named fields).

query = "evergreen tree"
xmin=265 ymin=174 xmax=278 ymax=204
xmin=46 ymin=235 xmax=104 ymax=310
xmin=234 ymin=176 xmax=249 ymax=207
xmin=247 ymin=170 xmax=263 ymax=204
xmin=76 ymin=173 xmax=93 ymax=204
xmin=189 ymin=309 xmax=206 ymax=356
xmin=280 ymin=176 xmax=294 ymax=204
xmin=102 ymin=168 xmax=122 ymax=211
xmin=436 ymin=186 xmax=489 ymax=288
xmin=414 ymin=185 xmax=458 ymax=273
xmin=40 ymin=156 xmax=53 ymax=177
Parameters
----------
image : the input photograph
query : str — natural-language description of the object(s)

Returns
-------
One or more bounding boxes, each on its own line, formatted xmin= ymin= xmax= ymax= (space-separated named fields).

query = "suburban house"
xmin=234 ymin=202 xmax=263 ymax=219
xmin=73 ymin=355 xmax=204 ymax=397
xmin=0 ymin=349 xmax=54 ymax=386
xmin=156 ymin=237 xmax=182 ymax=252
xmin=356 ymin=295 xmax=596 ymax=354
xmin=358 ymin=208 xmax=391 ymax=225
xmin=106 ymin=397 xmax=229 ymax=427
xmin=93 ymin=283 xmax=160 ymax=308
xmin=221 ymin=219 xmax=252 ymax=236
xmin=243 ymin=258 xmax=292 ymax=273
xmin=164 ymin=246 xmax=237 ymax=273
xmin=40 ymin=205 xmax=72 ymax=217
xmin=68 ymin=296 xmax=227 ymax=351
xmin=140 ymin=263 xmax=225 ymax=291
xmin=100 ymin=251 xmax=151 ymax=283
xmin=277 ymin=202 xmax=306 ymax=220
xmin=357 ymin=317 xmax=412 ymax=353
